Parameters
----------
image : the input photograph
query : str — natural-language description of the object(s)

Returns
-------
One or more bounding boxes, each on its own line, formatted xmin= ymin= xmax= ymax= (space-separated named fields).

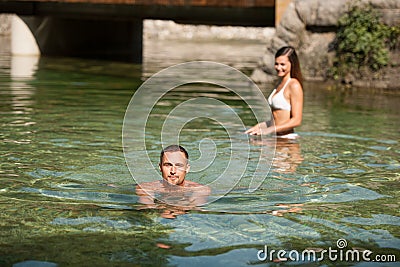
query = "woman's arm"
xmin=245 ymin=80 xmax=303 ymax=135
xmin=274 ymin=80 xmax=303 ymax=133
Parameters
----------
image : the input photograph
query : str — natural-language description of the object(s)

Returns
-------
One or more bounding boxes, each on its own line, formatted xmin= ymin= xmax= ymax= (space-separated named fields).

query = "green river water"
xmin=0 ymin=38 xmax=399 ymax=266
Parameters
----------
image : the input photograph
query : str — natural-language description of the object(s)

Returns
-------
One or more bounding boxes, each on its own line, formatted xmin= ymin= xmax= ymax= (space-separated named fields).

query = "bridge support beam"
xmin=12 ymin=16 xmax=143 ymax=63
xmin=275 ymin=0 xmax=293 ymax=26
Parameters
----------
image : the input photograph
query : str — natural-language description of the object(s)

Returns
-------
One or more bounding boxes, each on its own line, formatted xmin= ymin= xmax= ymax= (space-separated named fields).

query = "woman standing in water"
xmin=246 ymin=46 xmax=303 ymax=138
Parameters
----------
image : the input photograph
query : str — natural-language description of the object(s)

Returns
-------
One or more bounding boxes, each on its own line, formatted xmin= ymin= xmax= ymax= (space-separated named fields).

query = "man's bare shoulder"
xmin=184 ymin=180 xmax=204 ymax=187
xmin=137 ymin=180 xmax=209 ymax=191
xmin=184 ymin=181 xmax=211 ymax=194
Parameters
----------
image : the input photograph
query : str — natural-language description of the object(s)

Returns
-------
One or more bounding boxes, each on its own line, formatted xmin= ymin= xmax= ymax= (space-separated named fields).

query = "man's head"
xmin=159 ymin=145 xmax=190 ymax=186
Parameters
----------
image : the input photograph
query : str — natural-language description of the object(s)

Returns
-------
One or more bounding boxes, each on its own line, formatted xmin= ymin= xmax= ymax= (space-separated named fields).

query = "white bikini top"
xmin=268 ymin=78 xmax=291 ymax=111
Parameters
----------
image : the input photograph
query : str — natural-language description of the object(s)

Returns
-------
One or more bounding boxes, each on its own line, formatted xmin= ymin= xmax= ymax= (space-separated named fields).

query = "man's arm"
xmin=135 ymin=184 xmax=156 ymax=205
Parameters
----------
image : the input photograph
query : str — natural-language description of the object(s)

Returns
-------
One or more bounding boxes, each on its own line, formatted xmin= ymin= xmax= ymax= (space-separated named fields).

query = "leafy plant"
xmin=329 ymin=2 xmax=400 ymax=80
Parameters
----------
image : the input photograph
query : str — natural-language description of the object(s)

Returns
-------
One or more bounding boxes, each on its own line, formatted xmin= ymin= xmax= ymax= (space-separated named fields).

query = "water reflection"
xmin=1 ymin=55 xmax=38 ymax=155
xmin=273 ymin=138 xmax=303 ymax=173
xmin=250 ymin=137 xmax=304 ymax=174
xmin=271 ymin=203 xmax=304 ymax=216
xmin=4 ymin=55 xmax=38 ymax=113
xmin=11 ymin=55 xmax=39 ymax=79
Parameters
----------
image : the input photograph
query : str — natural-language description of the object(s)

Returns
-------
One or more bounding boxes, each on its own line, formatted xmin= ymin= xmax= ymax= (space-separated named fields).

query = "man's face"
xmin=159 ymin=151 xmax=190 ymax=185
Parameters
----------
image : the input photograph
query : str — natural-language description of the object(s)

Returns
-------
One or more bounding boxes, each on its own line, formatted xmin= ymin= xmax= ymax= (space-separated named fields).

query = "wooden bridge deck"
xmin=3 ymin=0 xmax=275 ymax=7
xmin=0 ymin=0 xmax=276 ymax=26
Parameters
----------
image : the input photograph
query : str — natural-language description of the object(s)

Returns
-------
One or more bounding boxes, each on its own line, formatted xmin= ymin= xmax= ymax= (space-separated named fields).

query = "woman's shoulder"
xmin=288 ymin=78 xmax=303 ymax=92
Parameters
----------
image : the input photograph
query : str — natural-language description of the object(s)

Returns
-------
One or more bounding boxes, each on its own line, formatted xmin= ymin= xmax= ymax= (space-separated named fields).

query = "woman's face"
xmin=274 ymin=55 xmax=291 ymax=78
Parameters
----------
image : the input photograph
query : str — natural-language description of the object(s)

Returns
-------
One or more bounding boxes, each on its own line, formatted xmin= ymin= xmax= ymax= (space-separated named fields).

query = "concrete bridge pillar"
xmin=11 ymin=16 xmax=143 ymax=63
xmin=11 ymin=15 xmax=40 ymax=56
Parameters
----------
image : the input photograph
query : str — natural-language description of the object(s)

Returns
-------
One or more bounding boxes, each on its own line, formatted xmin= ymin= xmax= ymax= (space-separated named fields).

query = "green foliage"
xmin=329 ymin=2 xmax=400 ymax=80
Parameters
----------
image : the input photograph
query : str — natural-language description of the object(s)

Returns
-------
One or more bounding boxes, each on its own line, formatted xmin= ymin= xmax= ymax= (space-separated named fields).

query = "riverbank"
xmin=2 ymin=13 xmax=399 ymax=90
xmin=250 ymin=0 xmax=400 ymax=90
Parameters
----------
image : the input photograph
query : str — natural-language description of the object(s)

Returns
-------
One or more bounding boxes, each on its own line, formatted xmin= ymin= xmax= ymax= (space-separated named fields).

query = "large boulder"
xmin=251 ymin=0 xmax=400 ymax=89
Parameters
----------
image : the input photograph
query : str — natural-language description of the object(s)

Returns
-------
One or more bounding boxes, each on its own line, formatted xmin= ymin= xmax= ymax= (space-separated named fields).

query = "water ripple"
xmin=341 ymin=214 xmax=400 ymax=226
xmin=51 ymin=216 xmax=133 ymax=230
xmin=20 ymin=187 xmax=138 ymax=204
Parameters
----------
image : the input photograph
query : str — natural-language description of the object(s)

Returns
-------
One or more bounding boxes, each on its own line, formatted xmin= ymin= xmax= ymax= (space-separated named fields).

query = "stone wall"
xmin=250 ymin=0 xmax=400 ymax=89
xmin=144 ymin=20 xmax=274 ymax=40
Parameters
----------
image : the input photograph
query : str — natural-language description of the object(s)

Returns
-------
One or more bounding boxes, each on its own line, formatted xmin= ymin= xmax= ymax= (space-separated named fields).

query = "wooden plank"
xmin=8 ymin=0 xmax=275 ymax=7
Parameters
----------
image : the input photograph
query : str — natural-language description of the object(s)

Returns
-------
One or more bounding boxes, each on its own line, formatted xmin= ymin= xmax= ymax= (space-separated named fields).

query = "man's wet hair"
xmin=160 ymin=145 xmax=189 ymax=163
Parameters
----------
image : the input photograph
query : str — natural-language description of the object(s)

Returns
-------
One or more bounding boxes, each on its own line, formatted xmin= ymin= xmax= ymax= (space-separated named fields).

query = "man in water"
xmin=136 ymin=145 xmax=210 ymax=217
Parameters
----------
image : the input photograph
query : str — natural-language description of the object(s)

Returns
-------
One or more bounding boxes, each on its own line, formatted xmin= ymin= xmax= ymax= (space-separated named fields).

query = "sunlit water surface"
xmin=0 ymin=38 xmax=399 ymax=266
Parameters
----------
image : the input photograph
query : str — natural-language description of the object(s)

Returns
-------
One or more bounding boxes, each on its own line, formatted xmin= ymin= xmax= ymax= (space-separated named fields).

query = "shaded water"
xmin=0 ymin=38 xmax=399 ymax=266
